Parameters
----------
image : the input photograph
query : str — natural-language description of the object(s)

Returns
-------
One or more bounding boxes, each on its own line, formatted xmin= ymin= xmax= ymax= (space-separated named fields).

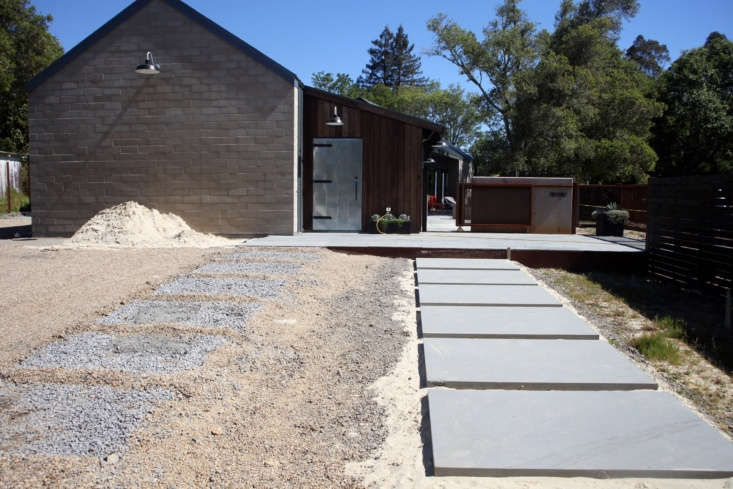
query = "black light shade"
xmin=136 ymin=51 xmax=160 ymax=75
xmin=326 ymin=106 xmax=344 ymax=126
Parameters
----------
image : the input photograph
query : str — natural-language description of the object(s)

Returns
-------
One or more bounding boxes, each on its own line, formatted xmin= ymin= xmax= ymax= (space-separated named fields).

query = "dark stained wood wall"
xmin=303 ymin=89 xmax=438 ymax=231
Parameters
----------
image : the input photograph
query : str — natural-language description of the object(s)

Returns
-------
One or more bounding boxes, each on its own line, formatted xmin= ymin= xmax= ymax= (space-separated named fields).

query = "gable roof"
xmin=29 ymin=0 xmax=299 ymax=91
xmin=303 ymin=85 xmax=444 ymax=133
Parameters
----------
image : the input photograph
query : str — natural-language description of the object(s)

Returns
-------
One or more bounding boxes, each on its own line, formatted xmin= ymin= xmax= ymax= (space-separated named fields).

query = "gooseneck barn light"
xmin=432 ymin=139 xmax=448 ymax=149
xmin=135 ymin=51 xmax=160 ymax=75
xmin=326 ymin=106 xmax=344 ymax=127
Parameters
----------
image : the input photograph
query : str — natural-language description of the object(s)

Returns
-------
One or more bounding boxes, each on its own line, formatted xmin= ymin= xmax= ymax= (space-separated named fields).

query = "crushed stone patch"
xmin=0 ymin=382 xmax=173 ymax=457
xmin=154 ymin=276 xmax=284 ymax=298
xmin=99 ymin=300 xmax=262 ymax=331
xmin=194 ymin=261 xmax=302 ymax=275
xmin=20 ymin=332 xmax=228 ymax=374
xmin=223 ymin=249 xmax=321 ymax=261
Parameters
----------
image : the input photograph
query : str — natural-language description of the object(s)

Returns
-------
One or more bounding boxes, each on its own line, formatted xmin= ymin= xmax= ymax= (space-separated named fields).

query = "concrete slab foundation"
xmin=420 ymin=305 xmax=598 ymax=339
xmin=428 ymin=389 xmax=733 ymax=477
xmin=416 ymin=258 xmax=519 ymax=270
xmin=423 ymin=338 xmax=657 ymax=389
xmin=418 ymin=284 xmax=562 ymax=306
xmin=417 ymin=269 xmax=536 ymax=285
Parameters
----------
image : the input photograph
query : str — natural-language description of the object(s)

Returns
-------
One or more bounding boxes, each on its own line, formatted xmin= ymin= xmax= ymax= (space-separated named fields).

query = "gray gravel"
xmin=0 ymin=382 xmax=173 ymax=457
xmin=223 ymin=249 xmax=321 ymax=261
xmin=20 ymin=332 xmax=228 ymax=374
xmin=194 ymin=261 xmax=301 ymax=275
xmin=155 ymin=276 xmax=283 ymax=297
xmin=99 ymin=300 xmax=262 ymax=331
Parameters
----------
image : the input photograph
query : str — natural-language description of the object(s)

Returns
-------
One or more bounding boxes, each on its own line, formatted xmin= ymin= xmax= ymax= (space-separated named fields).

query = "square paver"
xmin=420 ymin=305 xmax=598 ymax=339
xmin=0 ymin=382 xmax=173 ymax=457
xmin=99 ymin=300 xmax=262 ymax=331
xmin=21 ymin=332 xmax=227 ymax=374
xmin=416 ymin=258 xmax=519 ymax=270
xmin=154 ymin=277 xmax=283 ymax=298
xmin=428 ymin=389 xmax=733 ymax=477
xmin=423 ymin=338 xmax=656 ymax=390
xmin=418 ymin=284 xmax=561 ymax=306
xmin=417 ymin=269 xmax=536 ymax=285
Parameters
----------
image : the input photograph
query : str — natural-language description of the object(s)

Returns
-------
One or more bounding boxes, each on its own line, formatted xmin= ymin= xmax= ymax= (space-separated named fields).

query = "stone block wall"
xmin=30 ymin=0 xmax=296 ymax=236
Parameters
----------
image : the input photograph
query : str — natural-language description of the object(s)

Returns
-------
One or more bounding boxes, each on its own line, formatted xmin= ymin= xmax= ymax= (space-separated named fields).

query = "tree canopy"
xmin=357 ymin=25 xmax=427 ymax=90
xmin=625 ymin=35 xmax=670 ymax=78
xmin=0 ymin=0 xmax=62 ymax=153
xmin=651 ymin=33 xmax=733 ymax=176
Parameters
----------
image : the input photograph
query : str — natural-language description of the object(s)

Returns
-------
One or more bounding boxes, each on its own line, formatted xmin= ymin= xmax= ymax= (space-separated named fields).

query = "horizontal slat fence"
xmin=578 ymin=184 xmax=648 ymax=227
xmin=647 ymin=174 xmax=733 ymax=293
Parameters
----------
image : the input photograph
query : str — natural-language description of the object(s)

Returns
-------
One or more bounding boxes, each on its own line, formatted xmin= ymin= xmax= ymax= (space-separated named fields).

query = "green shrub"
xmin=632 ymin=333 xmax=681 ymax=364
xmin=0 ymin=188 xmax=30 ymax=213
xmin=654 ymin=315 xmax=686 ymax=339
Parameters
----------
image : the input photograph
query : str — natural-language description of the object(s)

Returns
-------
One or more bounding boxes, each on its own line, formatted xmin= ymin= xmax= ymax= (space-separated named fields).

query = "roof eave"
xmin=303 ymin=85 xmax=444 ymax=133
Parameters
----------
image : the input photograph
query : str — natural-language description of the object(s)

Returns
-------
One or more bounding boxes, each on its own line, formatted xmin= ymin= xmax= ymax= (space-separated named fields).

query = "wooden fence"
xmin=578 ymin=184 xmax=648 ymax=227
xmin=647 ymin=174 xmax=733 ymax=293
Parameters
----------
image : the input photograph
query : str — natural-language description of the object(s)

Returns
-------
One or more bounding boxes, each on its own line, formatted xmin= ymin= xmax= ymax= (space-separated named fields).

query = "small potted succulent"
xmin=592 ymin=202 xmax=629 ymax=236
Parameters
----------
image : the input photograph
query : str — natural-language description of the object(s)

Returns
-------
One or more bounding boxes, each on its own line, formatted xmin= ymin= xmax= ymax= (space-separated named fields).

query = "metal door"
xmin=312 ymin=138 xmax=363 ymax=231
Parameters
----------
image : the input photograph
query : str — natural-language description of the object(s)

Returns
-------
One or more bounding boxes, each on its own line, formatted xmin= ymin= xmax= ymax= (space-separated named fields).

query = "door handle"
xmin=354 ymin=177 xmax=358 ymax=200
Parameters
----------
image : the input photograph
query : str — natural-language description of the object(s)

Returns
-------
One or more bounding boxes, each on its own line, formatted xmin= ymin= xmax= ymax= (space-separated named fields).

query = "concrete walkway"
xmin=245 ymin=232 xmax=641 ymax=252
xmin=415 ymin=258 xmax=733 ymax=478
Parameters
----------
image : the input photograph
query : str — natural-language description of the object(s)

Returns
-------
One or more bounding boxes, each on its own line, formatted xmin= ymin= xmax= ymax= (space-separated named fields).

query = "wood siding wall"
xmin=303 ymin=93 xmax=428 ymax=231
xmin=647 ymin=174 xmax=733 ymax=293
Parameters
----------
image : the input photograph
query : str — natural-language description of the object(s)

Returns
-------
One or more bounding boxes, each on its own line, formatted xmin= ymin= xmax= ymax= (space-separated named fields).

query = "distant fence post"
xmin=6 ymin=161 xmax=10 ymax=213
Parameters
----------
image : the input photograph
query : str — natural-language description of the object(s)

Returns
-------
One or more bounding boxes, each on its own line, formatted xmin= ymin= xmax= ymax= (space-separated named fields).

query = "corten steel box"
xmin=469 ymin=177 xmax=574 ymax=234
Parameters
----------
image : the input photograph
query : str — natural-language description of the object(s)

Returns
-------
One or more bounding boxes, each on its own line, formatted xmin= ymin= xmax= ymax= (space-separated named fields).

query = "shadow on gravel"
xmin=419 ymin=394 xmax=435 ymax=476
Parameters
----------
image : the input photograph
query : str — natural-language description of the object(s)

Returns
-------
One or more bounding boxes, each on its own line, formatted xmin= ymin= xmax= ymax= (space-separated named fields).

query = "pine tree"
xmin=358 ymin=25 xmax=427 ymax=90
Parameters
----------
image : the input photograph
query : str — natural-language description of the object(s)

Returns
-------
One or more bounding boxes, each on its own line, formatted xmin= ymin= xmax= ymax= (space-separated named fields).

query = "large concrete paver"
xmin=428 ymin=389 xmax=733 ymax=477
xmin=417 ymin=269 xmax=536 ymax=285
xmin=420 ymin=305 xmax=598 ymax=339
xmin=416 ymin=258 xmax=519 ymax=270
xmin=424 ymin=338 xmax=657 ymax=389
xmin=418 ymin=283 xmax=561 ymax=306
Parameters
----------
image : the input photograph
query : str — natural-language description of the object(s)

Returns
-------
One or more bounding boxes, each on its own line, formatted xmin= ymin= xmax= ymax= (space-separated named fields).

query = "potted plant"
xmin=592 ymin=202 xmax=629 ymax=236
xmin=368 ymin=213 xmax=412 ymax=234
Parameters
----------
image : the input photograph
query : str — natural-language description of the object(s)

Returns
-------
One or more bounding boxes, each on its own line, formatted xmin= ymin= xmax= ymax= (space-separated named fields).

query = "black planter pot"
xmin=595 ymin=214 xmax=625 ymax=236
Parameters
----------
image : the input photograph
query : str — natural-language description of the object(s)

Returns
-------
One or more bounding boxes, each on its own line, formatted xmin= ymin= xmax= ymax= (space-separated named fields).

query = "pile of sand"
xmin=66 ymin=201 xmax=236 ymax=248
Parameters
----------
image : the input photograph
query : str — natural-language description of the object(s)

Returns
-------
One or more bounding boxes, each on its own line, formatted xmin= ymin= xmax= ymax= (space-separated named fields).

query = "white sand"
xmin=346 ymin=270 xmax=733 ymax=489
xmin=64 ymin=202 xmax=238 ymax=248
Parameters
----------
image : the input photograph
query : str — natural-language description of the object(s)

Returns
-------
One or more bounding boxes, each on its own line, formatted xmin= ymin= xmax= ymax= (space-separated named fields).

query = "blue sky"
xmin=33 ymin=0 xmax=733 ymax=91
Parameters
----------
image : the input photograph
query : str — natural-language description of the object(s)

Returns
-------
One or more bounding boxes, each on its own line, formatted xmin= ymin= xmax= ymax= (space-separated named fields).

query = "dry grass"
xmin=531 ymin=268 xmax=733 ymax=437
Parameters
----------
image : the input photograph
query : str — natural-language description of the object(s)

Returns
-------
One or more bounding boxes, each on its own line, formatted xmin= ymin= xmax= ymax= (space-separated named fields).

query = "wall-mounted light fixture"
xmin=424 ymin=157 xmax=436 ymax=165
xmin=432 ymin=140 xmax=448 ymax=149
xmin=326 ymin=106 xmax=344 ymax=127
xmin=135 ymin=51 xmax=160 ymax=75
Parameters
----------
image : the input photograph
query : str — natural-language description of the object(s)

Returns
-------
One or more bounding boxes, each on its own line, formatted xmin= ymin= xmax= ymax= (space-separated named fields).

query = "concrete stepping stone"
xmin=416 ymin=258 xmax=519 ymax=270
xmin=423 ymin=338 xmax=657 ymax=390
xmin=99 ymin=300 xmax=262 ymax=331
xmin=418 ymin=284 xmax=561 ymax=306
xmin=417 ymin=269 xmax=536 ymax=285
xmin=420 ymin=305 xmax=598 ymax=339
xmin=21 ymin=332 xmax=227 ymax=374
xmin=428 ymin=389 xmax=733 ymax=477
